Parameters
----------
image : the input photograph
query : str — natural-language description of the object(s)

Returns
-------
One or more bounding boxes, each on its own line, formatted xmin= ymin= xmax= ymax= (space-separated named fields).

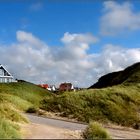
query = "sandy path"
xmin=20 ymin=123 xmax=82 ymax=139
xmin=21 ymin=123 xmax=140 ymax=139
xmin=106 ymin=125 xmax=140 ymax=139
xmin=21 ymin=114 xmax=140 ymax=139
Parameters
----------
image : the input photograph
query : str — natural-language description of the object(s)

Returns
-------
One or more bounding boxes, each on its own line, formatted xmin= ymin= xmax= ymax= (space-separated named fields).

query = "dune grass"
xmin=83 ymin=121 xmax=111 ymax=139
xmin=0 ymin=103 xmax=28 ymax=123
xmin=0 ymin=93 xmax=28 ymax=139
xmin=0 ymin=102 xmax=27 ymax=139
xmin=0 ymin=93 xmax=32 ymax=111
xmin=41 ymin=84 xmax=140 ymax=127
xmin=0 ymin=81 xmax=51 ymax=139
xmin=0 ymin=82 xmax=51 ymax=106
xmin=0 ymin=118 xmax=21 ymax=139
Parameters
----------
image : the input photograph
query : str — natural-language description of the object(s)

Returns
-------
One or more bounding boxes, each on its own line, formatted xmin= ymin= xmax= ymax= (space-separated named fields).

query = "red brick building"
xmin=59 ymin=83 xmax=74 ymax=91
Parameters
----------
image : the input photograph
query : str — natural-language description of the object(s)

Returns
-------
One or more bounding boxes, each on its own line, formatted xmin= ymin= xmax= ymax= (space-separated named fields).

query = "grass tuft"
xmin=83 ymin=121 xmax=111 ymax=139
xmin=0 ymin=118 xmax=21 ymax=139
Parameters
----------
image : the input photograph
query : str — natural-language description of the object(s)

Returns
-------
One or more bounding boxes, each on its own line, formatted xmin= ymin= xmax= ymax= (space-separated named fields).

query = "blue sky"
xmin=0 ymin=0 xmax=139 ymax=49
xmin=0 ymin=0 xmax=140 ymax=87
xmin=1 ymin=0 xmax=140 ymax=48
xmin=0 ymin=1 xmax=100 ymax=47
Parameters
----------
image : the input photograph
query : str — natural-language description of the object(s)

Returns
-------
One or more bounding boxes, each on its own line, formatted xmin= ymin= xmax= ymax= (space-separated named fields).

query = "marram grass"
xmin=83 ymin=121 xmax=111 ymax=139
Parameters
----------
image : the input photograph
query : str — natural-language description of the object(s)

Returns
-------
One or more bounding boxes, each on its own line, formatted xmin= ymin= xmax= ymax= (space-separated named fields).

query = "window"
xmin=0 ymin=69 xmax=4 ymax=76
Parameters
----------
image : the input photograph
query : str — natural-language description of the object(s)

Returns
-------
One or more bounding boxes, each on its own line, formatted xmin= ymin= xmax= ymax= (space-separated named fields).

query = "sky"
xmin=0 ymin=0 xmax=140 ymax=87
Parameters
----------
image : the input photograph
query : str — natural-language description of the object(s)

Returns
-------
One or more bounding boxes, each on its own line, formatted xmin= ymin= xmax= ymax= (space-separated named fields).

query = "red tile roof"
xmin=38 ymin=84 xmax=49 ymax=89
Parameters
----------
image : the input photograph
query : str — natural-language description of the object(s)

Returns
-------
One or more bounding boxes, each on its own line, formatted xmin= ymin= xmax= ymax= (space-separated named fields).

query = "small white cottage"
xmin=0 ymin=64 xmax=17 ymax=83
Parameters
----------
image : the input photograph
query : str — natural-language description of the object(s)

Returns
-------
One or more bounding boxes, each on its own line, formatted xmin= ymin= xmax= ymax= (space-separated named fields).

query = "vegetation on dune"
xmin=0 ymin=101 xmax=27 ymax=138
xmin=0 ymin=93 xmax=32 ymax=111
xmin=26 ymin=107 xmax=38 ymax=113
xmin=83 ymin=121 xmax=111 ymax=139
xmin=40 ymin=63 xmax=140 ymax=128
xmin=41 ymin=84 xmax=140 ymax=127
xmin=0 ymin=81 xmax=51 ymax=139
xmin=0 ymin=63 xmax=140 ymax=138
xmin=89 ymin=62 xmax=140 ymax=88
xmin=0 ymin=103 xmax=28 ymax=123
xmin=0 ymin=118 xmax=21 ymax=139
xmin=0 ymin=81 xmax=51 ymax=106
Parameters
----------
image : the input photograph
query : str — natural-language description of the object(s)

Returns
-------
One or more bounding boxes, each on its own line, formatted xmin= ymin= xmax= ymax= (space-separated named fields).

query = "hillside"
xmin=0 ymin=81 xmax=51 ymax=138
xmin=0 ymin=63 xmax=140 ymax=138
xmin=89 ymin=62 xmax=140 ymax=89
xmin=41 ymin=62 xmax=140 ymax=128
xmin=41 ymin=84 xmax=140 ymax=128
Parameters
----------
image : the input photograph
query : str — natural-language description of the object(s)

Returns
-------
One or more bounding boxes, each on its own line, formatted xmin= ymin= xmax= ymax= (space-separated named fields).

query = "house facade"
xmin=59 ymin=83 xmax=74 ymax=91
xmin=47 ymin=85 xmax=56 ymax=91
xmin=0 ymin=64 xmax=16 ymax=83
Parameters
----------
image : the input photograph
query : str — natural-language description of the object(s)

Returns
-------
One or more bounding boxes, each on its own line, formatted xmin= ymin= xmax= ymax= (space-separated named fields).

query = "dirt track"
xmin=21 ymin=123 xmax=82 ymax=139
xmin=106 ymin=125 xmax=140 ymax=139
xmin=21 ymin=114 xmax=140 ymax=139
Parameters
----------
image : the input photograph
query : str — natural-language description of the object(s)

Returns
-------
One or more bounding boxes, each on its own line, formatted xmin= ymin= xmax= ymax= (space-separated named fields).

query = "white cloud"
xmin=16 ymin=30 xmax=47 ymax=49
xmin=61 ymin=32 xmax=99 ymax=45
xmin=93 ymin=44 xmax=140 ymax=76
xmin=100 ymin=1 xmax=140 ymax=35
xmin=0 ymin=31 xmax=140 ymax=87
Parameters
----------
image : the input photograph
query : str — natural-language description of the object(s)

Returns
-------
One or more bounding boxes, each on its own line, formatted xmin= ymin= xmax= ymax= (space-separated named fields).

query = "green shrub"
xmin=26 ymin=107 xmax=38 ymax=113
xmin=83 ymin=122 xmax=111 ymax=139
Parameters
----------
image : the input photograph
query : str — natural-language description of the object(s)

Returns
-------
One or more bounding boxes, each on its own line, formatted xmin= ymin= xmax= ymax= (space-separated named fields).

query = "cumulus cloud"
xmin=0 ymin=31 xmax=140 ymax=87
xmin=16 ymin=31 xmax=47 ymax=49
xmin=93 ymin=44 xmax=140 ymax=78
xmin=61 ymin=32 xmax=99 ymax=45
xmin=100 ymin=1 xmax=140 ymax=35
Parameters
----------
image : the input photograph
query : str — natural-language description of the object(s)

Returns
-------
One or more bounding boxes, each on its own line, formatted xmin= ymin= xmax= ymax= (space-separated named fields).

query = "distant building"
xmin=0 ymin=64 xmax=17 ymax=83
xmin=38 ymin=84 xmax=56 ymax=92
xmin=59 ymin=83 xmax=74 ymax=91
xmin=47 ymin=85 xmax=56 ymax=91
xmin=38 ymin=84 xmax=49 ymax=89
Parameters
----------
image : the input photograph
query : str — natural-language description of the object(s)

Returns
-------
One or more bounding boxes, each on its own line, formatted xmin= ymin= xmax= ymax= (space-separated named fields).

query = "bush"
xmin=133 ymin=122 xmax=140 ymax=130
xmin=83 ymin=122 xmax=111 ymax=139
xmin=26 ymin=107 xmax=38 ymax=113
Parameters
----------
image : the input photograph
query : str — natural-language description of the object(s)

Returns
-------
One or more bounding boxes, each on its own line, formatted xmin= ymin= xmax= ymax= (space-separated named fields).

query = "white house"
xmin=0 ymin=64 xmax=17 ymax=83
xmin=47 ymin=85 xmax=56 ymax=92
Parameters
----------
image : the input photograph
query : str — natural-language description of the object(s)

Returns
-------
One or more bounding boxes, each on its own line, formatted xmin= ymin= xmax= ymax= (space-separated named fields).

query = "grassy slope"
xmin=41 ymin=84 xmax=140 ymax=127
xmin=0 ymin=81 xmax=51 ymax=138
xmin=40 ymin=63 xmax=140 ymax=128
xmin=0 ymin=81 xmax=51 ymax=106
